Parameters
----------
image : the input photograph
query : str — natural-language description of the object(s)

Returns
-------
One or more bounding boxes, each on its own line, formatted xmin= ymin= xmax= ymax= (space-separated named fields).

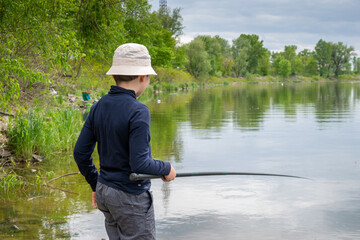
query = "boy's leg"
xmin=96 ymin=183 xmax=121 ymax=240
xmin=96 ymin=182 xmax=156 ymax=240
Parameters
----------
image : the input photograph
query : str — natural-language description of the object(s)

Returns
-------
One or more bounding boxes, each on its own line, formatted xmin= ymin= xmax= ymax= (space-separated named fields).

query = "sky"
xmin=149 ymin=0 xmax=360 ymax=55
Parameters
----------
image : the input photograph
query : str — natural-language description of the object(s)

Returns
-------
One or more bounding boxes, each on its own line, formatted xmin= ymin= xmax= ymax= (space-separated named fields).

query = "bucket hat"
xmin=106 ymin=43 xmax=156 ymax=76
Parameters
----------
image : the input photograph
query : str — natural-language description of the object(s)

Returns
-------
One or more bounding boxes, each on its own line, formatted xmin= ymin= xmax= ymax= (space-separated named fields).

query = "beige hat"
xmin=106 ymin=43 xmax=157 ymax=76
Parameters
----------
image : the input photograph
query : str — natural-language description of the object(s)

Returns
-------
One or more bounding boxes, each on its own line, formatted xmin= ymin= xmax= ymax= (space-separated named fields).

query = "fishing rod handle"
xmin=129 ymin=173 xmax=162 ymax=181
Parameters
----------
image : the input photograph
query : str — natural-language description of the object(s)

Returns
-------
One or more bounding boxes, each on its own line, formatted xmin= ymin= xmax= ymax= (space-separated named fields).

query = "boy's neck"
xmin=117 ymin=81 xmax=137 ymax=92
xmin=116 ymin=75 xmax=148 ymax=98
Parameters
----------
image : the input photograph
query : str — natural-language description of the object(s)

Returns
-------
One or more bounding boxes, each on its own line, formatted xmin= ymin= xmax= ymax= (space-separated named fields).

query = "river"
xmin=1 ymin=82 xmax=360 ymax=239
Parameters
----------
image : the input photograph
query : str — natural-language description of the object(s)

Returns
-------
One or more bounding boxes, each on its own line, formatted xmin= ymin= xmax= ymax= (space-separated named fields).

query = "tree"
xmin=243 ymin=34 xmax=267 ymax=73
xmin=258 ymin=50 xmax=270 ymax=76
xmin=283 ymin=45 xmax=297 ymax=62
xmin=222 ymin=58 xmax=234 ymax=77
xmin=315 ymin=39 xmax=333 ymax=77
xmin=279 ymin=59 xmax=291 ymax=78
xmin=273 ymin=55 xmax=284 ymax=75
xmin=298 ymin=49 xmax=314 ymax=72
xmin=213 ymin=35 xmax=233 ymax=76
xmin=157 ymin=7 xmax=184 ymax=38
xmin=185 ymin=38 xmax=211 ymax=79
xmin=354 ymin=57 xmax=360 ymax=74
xmin=171 ymin=45 xmax=187 ymax=70
xmin=214 ymin=35 xmax=232 ymax=58
xmin=197 ymin=36 xmax=222 ymax=76
xmin=305 ymin=56 xmax=318 ymax=76
xmin=232 ymin=34 xmax=267 ymax=74
xmin=232 ymin=37 xmax=250 ymax=77
xmin=233 ymin=49 xmax=248 ymax=77
xmin=298 ymin=49 xmax=313 ymax=57
xmin=292 ymin=57 xmax=304 ymax=75
xmin=282 ymin=45 xmax=303 ymax=75
xmin=331 ymin=42 xmax=354 ymax=77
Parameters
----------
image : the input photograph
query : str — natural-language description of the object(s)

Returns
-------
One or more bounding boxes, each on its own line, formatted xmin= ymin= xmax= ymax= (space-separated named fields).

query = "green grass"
xmin=7 ymin=107 xmax=83 ymax=160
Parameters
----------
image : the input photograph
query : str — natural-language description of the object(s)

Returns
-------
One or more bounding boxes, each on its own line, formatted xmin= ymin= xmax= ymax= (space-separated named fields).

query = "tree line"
xmin=184 ymin=35 xmax=359 ymax=79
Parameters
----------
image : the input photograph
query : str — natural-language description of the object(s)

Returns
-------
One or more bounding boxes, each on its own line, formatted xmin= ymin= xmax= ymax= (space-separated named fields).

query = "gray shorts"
xmin=96 ymin=182 xmax=155 ymax=240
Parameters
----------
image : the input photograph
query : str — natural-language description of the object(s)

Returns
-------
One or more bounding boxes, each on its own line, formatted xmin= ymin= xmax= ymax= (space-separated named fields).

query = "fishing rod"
xmin=129 ymin=172 xmax=309 ymax=181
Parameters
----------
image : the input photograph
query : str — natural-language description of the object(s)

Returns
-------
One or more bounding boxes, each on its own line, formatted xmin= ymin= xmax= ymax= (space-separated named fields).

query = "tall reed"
xmin=7 ymin=107 xmax=83 ymax=160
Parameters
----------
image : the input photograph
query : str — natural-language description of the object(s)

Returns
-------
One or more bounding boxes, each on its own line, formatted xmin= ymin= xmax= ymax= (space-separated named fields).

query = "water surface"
xmin=1 ymin=82 xmax=360 ymax=239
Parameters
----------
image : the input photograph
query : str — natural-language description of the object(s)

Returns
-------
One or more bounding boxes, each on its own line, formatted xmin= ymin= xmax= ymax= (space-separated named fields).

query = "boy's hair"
xmin=113 ymin=75 xmax=139 ymax=84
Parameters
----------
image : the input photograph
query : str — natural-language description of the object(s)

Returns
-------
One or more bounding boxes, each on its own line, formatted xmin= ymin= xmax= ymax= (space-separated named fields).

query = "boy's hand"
xmin=92 ymin=192 xmax=97 ymax=209
xmin=162 ymin=165 xmax=176 ymax=182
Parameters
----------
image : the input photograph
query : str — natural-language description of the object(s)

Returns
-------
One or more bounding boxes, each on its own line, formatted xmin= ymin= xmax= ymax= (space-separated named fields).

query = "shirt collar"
xmin=109 ymin=85 xmax=136 ymax=99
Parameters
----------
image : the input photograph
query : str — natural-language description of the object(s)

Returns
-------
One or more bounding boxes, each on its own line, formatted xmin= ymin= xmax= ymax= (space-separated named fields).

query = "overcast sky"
xmin=149 ymin=0 xmax=360 ymax=55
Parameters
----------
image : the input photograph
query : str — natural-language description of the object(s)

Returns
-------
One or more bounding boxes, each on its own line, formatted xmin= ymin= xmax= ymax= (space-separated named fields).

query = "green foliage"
xmin=233 ymin=47 xmax=249 ymax=77
xmin=0 ymin=49 xmax=48 ymax=111
xmin=283 ymin=45 xmax=297 ymax=62
xmin=234 ymin=34 xmax=267 ymax=74
xmin=279 ymin=59 xmax=291 ymax=78
xmin=315 ymin=39 xmax=333 ymax=77
xmin=0 ymin=171 xmax=24 ymax=198
xmin=273 ymin=55 xmax=284 ymax=75
xmin=292 ymin=57 xmax=304 ymax=75
xmin=0 ymin=0 xmax=185 ymax=110
xmin=331 ymin=42 xmax=354 ymax=77
xmin=185 ymin=38 xmax=211 ymax=79
xmin=354 ymin=57 xmax=360 ymax=74
xmin=171 ymin=45 xmax=187 ymax=70
xmin=153 ymin=67 xmax=195 ymax=84
xmin=184 ymin=35 xmax=233 ymax=78
xmin=231 ymin=34 xmax=268 ymax=76
xmin=315 ymin=39 xmax=355 ymax=77
xmin=46 ymin=171 xmax=55 ymax=179
xmin=305 ymin=56 xmax=318 ymax=76
xmin=232 ymin=36 xmax=250 ymax=77
xmin=157 ymin=6 xmax=184 ymax=37
xmin=7 ymin=108 xmax=83 ymax=159
xmin=196 ymin=36 xmax=223 ymax=76
xmin=150 ymin=67 xmax=196 ymax=92
xmin=258 ymin=50 xmax=271 ymax=76
xmin=221 ymin=57 xmax=234 ymax=76
xmin=278 ymin=46 xmax=304 ymax=75
xmin=298 ymin=49 xmax=313 ymax=57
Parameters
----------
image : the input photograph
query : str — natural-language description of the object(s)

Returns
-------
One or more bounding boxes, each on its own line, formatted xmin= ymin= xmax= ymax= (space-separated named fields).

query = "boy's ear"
xmin=139 ymin=75 xmax=147 ymax=82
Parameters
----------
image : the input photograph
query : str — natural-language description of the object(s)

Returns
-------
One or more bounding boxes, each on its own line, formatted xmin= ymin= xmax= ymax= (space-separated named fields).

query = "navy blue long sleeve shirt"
xmin=73 ymin=85 xmax=171 ymax=195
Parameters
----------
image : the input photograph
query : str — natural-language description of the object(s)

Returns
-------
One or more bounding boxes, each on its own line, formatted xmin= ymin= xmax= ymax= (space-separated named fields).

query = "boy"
xmin=74 ymin=43 xmax=176 ymax=240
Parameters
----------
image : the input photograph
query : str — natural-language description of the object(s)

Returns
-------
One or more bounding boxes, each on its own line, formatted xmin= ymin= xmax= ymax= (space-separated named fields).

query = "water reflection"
xmin=149 ymin=82 xmax=360 ymax=163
